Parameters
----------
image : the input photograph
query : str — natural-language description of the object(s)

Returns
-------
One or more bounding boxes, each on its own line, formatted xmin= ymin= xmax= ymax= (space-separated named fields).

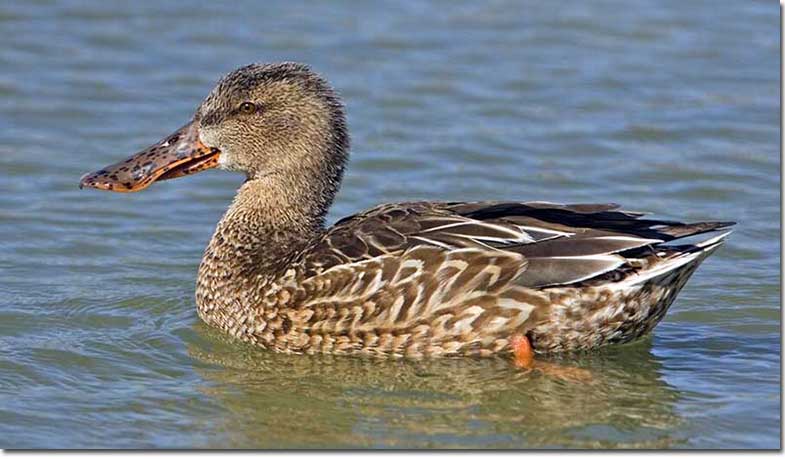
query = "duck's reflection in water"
xmin=188 ymin=325 xmax=685 ymax=448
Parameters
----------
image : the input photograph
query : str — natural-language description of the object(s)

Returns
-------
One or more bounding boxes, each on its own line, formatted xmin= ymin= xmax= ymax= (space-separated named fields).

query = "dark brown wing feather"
xmin=298 ymin=201 xmax=734 ymax=287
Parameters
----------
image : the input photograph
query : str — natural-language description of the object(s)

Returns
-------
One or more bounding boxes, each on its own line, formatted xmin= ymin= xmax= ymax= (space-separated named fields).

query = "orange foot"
xmin=510 ymin=334 xmax=535 ymax=368
xmin=509 ymin=334 xmax=593 ymax=383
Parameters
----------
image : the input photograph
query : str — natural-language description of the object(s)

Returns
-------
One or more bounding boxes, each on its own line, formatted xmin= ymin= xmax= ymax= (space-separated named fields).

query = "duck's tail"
xmin=619 ymin=230 xmax=732 ymax=287
xmin=527 ymin=225 xmax=733 ymax=353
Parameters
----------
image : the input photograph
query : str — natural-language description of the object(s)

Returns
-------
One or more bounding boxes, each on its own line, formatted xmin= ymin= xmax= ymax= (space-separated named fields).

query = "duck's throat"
xmin=195 ymin=175 xmax=329 ymax=324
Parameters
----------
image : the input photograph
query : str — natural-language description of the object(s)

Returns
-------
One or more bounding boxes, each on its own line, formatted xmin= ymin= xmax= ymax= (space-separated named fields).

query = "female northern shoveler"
xmin=80 ymin=62 xmax=733 ymax=367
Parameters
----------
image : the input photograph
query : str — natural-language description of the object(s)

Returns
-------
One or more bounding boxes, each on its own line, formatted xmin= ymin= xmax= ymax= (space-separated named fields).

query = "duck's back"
xmin=298 ymin=201 xmax=730 ymax=286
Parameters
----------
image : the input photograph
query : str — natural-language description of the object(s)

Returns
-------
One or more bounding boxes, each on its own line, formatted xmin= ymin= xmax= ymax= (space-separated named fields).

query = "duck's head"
xmin=79 ymin=62 xmax=349 ymax=193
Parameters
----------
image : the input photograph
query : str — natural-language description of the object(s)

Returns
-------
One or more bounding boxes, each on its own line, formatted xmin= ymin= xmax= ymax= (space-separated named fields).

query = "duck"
xmin=79 ymin=62 xmax=733 ymax=366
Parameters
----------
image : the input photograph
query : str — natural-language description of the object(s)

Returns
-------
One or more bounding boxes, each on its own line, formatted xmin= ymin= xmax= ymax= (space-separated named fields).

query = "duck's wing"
xmin=299 ymin=201 xmax=734 ymax=288
xmin=288 ymin=245 xmax=538 ymax=356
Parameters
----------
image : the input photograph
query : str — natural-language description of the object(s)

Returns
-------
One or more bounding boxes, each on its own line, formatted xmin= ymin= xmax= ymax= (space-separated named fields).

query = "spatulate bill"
xmin=79 ymin=120 xmax=220 ymax=192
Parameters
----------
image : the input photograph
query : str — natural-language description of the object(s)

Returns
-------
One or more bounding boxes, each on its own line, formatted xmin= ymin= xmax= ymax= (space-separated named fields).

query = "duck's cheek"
xmin=199 ymin=129 xmax=233 ymax=170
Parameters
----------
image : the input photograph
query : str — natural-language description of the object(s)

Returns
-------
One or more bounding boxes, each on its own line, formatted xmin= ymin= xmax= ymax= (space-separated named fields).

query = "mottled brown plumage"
xmin=80 ymin=62 xmax=734 ymax=357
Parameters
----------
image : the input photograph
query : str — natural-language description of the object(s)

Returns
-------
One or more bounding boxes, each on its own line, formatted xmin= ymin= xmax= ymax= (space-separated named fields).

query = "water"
xmin=0 ymin=0 xmax=779 ymax=449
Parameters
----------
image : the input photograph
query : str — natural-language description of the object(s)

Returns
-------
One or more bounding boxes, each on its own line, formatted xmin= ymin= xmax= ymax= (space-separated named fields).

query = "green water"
xmin=0 ymin=0 xmax=779 ymax=449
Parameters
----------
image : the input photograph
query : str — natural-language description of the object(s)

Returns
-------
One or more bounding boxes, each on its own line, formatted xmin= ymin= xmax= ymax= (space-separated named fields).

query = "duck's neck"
xmin=195 ymin=170 xmax=334 ymax=323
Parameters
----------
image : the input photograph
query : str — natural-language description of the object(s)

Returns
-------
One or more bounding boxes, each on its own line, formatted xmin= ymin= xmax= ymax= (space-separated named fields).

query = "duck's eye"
xmin=239 ymin=102 xmax=256 ymax=114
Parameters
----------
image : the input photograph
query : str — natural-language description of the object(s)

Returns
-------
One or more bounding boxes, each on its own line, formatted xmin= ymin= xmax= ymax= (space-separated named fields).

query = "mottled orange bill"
xmin=79 ymin=121 xmax=220 ymax=192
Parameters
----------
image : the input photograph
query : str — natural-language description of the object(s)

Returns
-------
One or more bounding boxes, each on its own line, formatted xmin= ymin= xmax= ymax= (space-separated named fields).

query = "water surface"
xmin=0 ymin=0 xmax=779 ymax=449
